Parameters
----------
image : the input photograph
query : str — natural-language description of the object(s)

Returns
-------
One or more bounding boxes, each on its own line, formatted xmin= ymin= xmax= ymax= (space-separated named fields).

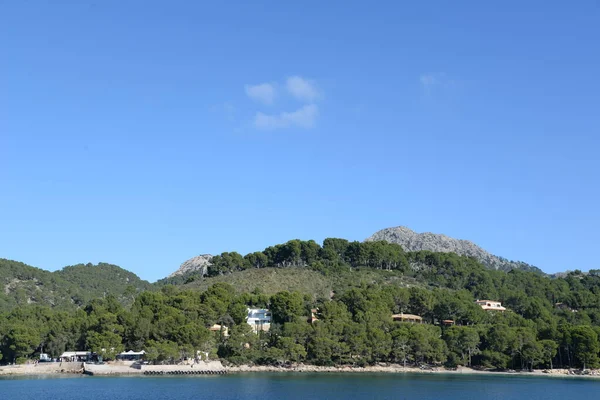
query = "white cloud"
xmin=245 ymin=76 xmax=322 ymax=130
xmin=286 ymin=76 xmax=319 ymax=102
xmin=245 ymin=83 xmax=276 ymax=105
xmin=254 ymin=104 xmax=319 ymax=130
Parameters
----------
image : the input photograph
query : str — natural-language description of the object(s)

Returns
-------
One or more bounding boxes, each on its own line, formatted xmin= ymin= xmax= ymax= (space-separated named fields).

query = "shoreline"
xmin=225 ymin=364 xmax=600 ymax=379
xmin=2 ymin=361 xmax=600 ymax=379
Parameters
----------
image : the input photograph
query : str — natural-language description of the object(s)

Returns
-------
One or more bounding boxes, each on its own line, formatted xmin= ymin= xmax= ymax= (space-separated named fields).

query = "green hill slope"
xmin=0 ymin=259 xmax=152 ymax=312
xmin=180 ymin=266 xmax=419 ymax=299
xmin=0 ymin=259 xmax=78 ymax=311
xmin=56 ymin=262 xmax=153 ymax=303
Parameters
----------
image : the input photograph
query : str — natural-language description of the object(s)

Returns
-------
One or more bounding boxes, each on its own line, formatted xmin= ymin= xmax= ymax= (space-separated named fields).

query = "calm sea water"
xmin=0 ymin=373 xmax=598 ymax=400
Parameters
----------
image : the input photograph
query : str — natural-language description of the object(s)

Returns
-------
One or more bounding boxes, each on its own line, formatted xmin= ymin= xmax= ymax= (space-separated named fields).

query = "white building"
xmin=246 ymin=308 xmax=272 ymax=333
xmin=59 ymin=351 xmax=91 ymax=362
xmin=475 ymin=300 xmax=506 ymax=312
xmin=116 ymin=350 xmax=146 ymax=361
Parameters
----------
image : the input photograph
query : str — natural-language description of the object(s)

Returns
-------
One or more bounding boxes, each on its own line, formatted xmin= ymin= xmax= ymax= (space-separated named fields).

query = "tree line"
xmin=0 ymin=282 xmax=599 ymax=370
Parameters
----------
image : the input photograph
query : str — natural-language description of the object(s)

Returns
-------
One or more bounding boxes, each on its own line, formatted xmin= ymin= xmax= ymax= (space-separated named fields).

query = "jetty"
xmin=83 ymin=361 xmax=226 ymax=376
xmin=0 ymin=362 xmax=84 ymax=376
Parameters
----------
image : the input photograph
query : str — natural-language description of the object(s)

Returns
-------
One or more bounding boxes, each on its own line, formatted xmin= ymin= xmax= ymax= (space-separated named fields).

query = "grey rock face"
xmin=168 ymin=254 xmax=213 ymax=278
xmin=366 ymin=226 xmax=543 ymax=274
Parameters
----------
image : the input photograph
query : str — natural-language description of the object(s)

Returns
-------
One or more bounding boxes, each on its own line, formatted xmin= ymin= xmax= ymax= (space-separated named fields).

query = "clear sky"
xmin=2 ymin=1 xmax=599 ymax=282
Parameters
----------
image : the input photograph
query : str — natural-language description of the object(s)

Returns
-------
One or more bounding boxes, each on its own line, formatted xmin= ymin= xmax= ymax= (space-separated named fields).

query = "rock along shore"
xmin=225 ymin=364 xmax=591 ymax=377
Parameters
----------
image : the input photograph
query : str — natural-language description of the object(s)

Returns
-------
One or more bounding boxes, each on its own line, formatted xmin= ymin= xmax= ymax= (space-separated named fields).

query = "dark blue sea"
xmin=1 ymin=373 xmax=598 ymax=400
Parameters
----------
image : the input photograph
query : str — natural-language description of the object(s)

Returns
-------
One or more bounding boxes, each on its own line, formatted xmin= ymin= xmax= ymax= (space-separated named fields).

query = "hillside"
xmin=180 ymin=266 xmax=418 ymax=298
xmin=3 ymin=239 xmax=600 ymax=371
xmin=0 ymin=259 xmax=78 ymax=311
xmin=366 ymin=226 xmax=543 ymax=274
xmin=0 ymin=227 xmax=546 ymax=313
xmin=5 ymin=236 xmax=600 ymax=372
xmin=0 ymin=259 xmax=152 ymax=312
xmin=56 ymin=262 xmax=153 ymax=303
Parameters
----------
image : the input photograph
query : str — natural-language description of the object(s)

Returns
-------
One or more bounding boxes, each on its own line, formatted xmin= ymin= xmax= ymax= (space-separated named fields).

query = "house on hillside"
xmin=475 ymin=300 xmax=506 ymax=312
xmin=392 ymin=313 xmax=423 ymax=323
xmin=247 ymin=308 xmax=272 ymax=333
xmin=555 ymin=302 xmax=578 ymax=313
xmin=209 ymin=324 xmax=230 ymax=337
xmin=308 ymin=308 xmax=319 ymax=324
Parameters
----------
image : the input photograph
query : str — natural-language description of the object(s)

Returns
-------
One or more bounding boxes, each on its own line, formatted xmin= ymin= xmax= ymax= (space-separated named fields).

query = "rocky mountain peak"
xmin=168 ymin=254 xmax=213 ymax=278
xmin=366 ymin=226 xmax=543 ymax=274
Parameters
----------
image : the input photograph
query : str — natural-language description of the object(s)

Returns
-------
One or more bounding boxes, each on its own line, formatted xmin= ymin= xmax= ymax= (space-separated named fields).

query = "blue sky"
xmin=2 ymin=1 xmax=599 ymax=282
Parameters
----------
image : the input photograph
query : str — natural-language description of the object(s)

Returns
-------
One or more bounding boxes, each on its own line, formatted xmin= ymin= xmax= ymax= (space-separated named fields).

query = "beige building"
xmin=309 ymin=308 xmax=319 ymax=324
xmin=209 ymin=324 xmax=229 ymax=337
xmin=475 ymin=300 xmax=506 ymax=312
xmin=392 ymin=313 xmax=423 ymax=323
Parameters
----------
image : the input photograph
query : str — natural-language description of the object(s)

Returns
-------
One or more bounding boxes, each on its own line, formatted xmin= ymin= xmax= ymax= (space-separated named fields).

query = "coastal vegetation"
xmin=2 ymin=238 xmax=600 ymax=371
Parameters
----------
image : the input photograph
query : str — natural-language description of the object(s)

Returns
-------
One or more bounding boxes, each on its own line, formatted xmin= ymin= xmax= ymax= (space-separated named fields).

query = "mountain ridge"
xmin=365 ymin=226 xmax=544 ymax=274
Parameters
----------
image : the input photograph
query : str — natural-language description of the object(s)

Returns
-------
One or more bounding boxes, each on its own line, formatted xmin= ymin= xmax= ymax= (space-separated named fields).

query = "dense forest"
xmin=2 ymin=238 xmax=600 ymax=371
xmin=0 ymin=259 xmax=153 ymax=312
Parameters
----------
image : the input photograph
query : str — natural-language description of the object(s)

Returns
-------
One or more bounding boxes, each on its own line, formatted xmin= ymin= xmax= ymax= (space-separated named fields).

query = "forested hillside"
xmin=56 ymin=262 xmax=154 ymax=303
xmin=0 ymin=259 xmax=151 ymax=312
xmin=0 ymin=259 xmax=78 ymax=311
xmin=2 ymin=238 xmax=600 ymax=371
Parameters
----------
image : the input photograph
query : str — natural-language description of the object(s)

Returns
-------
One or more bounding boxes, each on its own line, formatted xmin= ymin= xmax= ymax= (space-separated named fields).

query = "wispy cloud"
xmin=245 ymin=76 xmax=321 ymax=130
xmin=420 ymin=73 xmax=458 ymax=95
xmin=286 ymin=76 xmax=320 ymax=102
xmin=254 ymin=104 xmax=319 ymax=130
xmin=420 ymin=74 xmax=439 ymax=88
xmin=245 ymin=83 xmax=276 ymax=105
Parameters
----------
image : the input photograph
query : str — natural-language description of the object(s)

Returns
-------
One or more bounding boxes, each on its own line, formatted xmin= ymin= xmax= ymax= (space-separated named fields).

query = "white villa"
xmin=475 ymin=300 xmax=506 ymax=312
xmin=247 ymin=308 xmax=272 ymax=333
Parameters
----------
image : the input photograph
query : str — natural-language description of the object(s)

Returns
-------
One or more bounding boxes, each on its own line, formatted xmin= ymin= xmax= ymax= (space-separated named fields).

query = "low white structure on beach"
xmin=59 ymin=351 xmax=91 ymax=362
xmin=247 ymin=308 xmax=271 ymax=333
xmin=116 ymin=350 xmax=146 ymax=361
